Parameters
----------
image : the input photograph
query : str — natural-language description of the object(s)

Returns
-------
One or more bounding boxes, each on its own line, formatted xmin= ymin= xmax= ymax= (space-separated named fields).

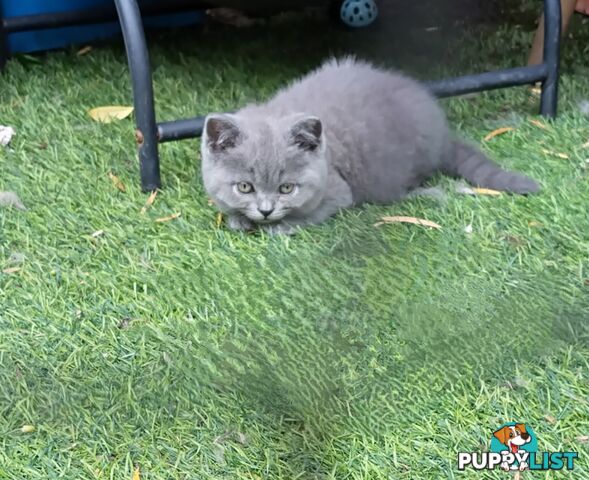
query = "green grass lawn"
xmin=1 ymin=7 xmax=589 ymax=479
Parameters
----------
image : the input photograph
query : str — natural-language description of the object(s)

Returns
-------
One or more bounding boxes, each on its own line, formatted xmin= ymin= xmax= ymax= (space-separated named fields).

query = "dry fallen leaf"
xmin=155 ymin=212 xmax=181 ymax=223
xmin=0 ymin=191 xmax=26 ymax=210
xmin=207 ymin=198 xmax=215 ymax=206
xmin=472 ymin=187 xmax=502 ymax=196
xmin=577 ymin=435 xmax=589 ymax=443
xmin=21 ymin=425 xmax=35 ymax=433
xmin=140 ymin=190 xmax=158 ymax=214
xmin=544 ymin=414 xmax=557 ymax=424
xmin=455 ymin=183 xmax=501 ymax=196
xmin=374 ymin=216 xmax=442 ymax=230
xmin=529 ymin=119 xmax=549 ymax=130
xmin=215 ymin=212 xmax=224 ymax=227
xmin=132 ymin=466 xmax=140 ymax=480
xmin=3 ymin=267 xmax=21 ymax=274
xmin=88 ymin=106 xmax=134 ymax=123
xmin=483 ymin=127 xmax=514 ymax=141
xmin=77 ymin=45 xmax=93 ymax=56
xmin=108 ymin=172 xmax=126 ymax=192
xmin=541 ymin=149 xmax=569 ymax=159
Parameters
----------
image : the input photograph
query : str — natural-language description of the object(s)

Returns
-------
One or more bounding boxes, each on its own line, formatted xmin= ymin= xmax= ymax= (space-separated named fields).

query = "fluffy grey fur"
xmin=201 ymin=58 xmax=539 ymax=234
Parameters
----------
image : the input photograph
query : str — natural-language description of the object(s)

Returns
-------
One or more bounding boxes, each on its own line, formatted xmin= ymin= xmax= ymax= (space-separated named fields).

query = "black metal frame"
xmin=427 ymin=0 xmax=561 ymax=116
xmin=1 ymin=0 xmax=562 ymax=191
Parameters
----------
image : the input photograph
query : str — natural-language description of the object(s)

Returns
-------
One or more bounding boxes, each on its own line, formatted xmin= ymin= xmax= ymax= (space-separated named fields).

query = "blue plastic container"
xmin=2 ymin=0 xmax=204 ymax=54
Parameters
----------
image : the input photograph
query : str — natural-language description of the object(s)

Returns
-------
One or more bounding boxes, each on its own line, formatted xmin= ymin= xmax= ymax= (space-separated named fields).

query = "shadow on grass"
xmin=185 ymin=254 xmax=589 ymax=474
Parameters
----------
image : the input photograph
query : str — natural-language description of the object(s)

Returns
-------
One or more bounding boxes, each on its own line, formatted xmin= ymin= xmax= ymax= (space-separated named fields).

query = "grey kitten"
xmin=201 ymin=58 xmax=539 ymax=235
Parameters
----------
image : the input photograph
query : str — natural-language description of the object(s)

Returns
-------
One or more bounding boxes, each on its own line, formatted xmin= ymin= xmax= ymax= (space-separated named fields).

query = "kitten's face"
xmin=201 ymin=113 xmax=328 ymax=224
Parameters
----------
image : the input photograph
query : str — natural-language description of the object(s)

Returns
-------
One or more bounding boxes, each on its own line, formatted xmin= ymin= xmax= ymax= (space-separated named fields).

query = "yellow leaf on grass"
xmin=2 ymin=267 xmax=21 ymax=274
xmin=483 ymin=127 xmax=514 ymax=141
xmin=529 ymin=119 xmax=549 ymax=130
xmin=544 ymin=414 xmax=557 ymax=424
xmin=140 ymin=190 xmax=158 ymax=214
xmin=132 ymin=466 xmax=140 ymax=480
xmin=472 ymin=187 xmax=502 ymax=196
xmin=215 ymin=212 xmax=224 ymax=227
xmin=21 ymin=425 xmax=35 ymax=433
xmin=541 ymin=149 xmax=569 ymax=159
xmin=89 ymin=106 xmax=134 ymax=123
xmin=530 ymin=84 xmax=542 ymax=96
xmin=108 ymin=172 xmax=126 ymax=192
xmin=155 ymin=212 xmax=181 ymax=223
xmin=374 ymin=216 xmax=441 ymax=229
xmin=77 ymin=46 xmax=93 ymax=56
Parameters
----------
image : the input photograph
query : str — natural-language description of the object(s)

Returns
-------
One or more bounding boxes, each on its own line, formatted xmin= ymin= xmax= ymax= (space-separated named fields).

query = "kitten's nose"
xmin=258 ymin=208 xmax=274 ymax=218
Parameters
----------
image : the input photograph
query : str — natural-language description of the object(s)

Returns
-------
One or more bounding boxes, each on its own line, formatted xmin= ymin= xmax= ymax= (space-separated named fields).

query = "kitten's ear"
xmin=289 ymin=116 xmax=323 ymax=152
xmin=204 ymin=114 xmax=242 ymax=152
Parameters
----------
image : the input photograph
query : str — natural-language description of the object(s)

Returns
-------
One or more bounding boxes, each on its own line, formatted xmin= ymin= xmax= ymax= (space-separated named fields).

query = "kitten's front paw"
xmin=227 ymin=214 xmax=255 ymax=232
xmin=260 ymin=222 xmax=298 ymax=235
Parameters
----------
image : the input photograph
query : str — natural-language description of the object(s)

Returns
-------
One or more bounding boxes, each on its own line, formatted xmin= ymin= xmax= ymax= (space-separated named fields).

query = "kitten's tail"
xmin=441 ymin=139 xmax=540 ymax=194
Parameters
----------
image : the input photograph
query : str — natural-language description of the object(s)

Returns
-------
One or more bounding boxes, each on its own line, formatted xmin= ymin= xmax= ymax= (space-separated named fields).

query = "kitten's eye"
xmin=279 ymin=183 xmax=295 ymax=194
xmin=237 ymin=182 xmax=254 ymax=194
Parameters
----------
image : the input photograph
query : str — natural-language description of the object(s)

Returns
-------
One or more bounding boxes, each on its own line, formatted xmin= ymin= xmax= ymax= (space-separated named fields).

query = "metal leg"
xmin=114 ymin=0 xmax=160 ymax=191
xmin=427 ymin=65 xmax=548 ymax=98
xmin=540 ymin=0 xmax=561 ymax=118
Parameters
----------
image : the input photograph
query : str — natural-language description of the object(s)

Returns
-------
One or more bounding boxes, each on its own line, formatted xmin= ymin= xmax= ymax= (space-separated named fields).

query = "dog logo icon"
xmin=492 ymin=423 xmax=536 ymax=471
